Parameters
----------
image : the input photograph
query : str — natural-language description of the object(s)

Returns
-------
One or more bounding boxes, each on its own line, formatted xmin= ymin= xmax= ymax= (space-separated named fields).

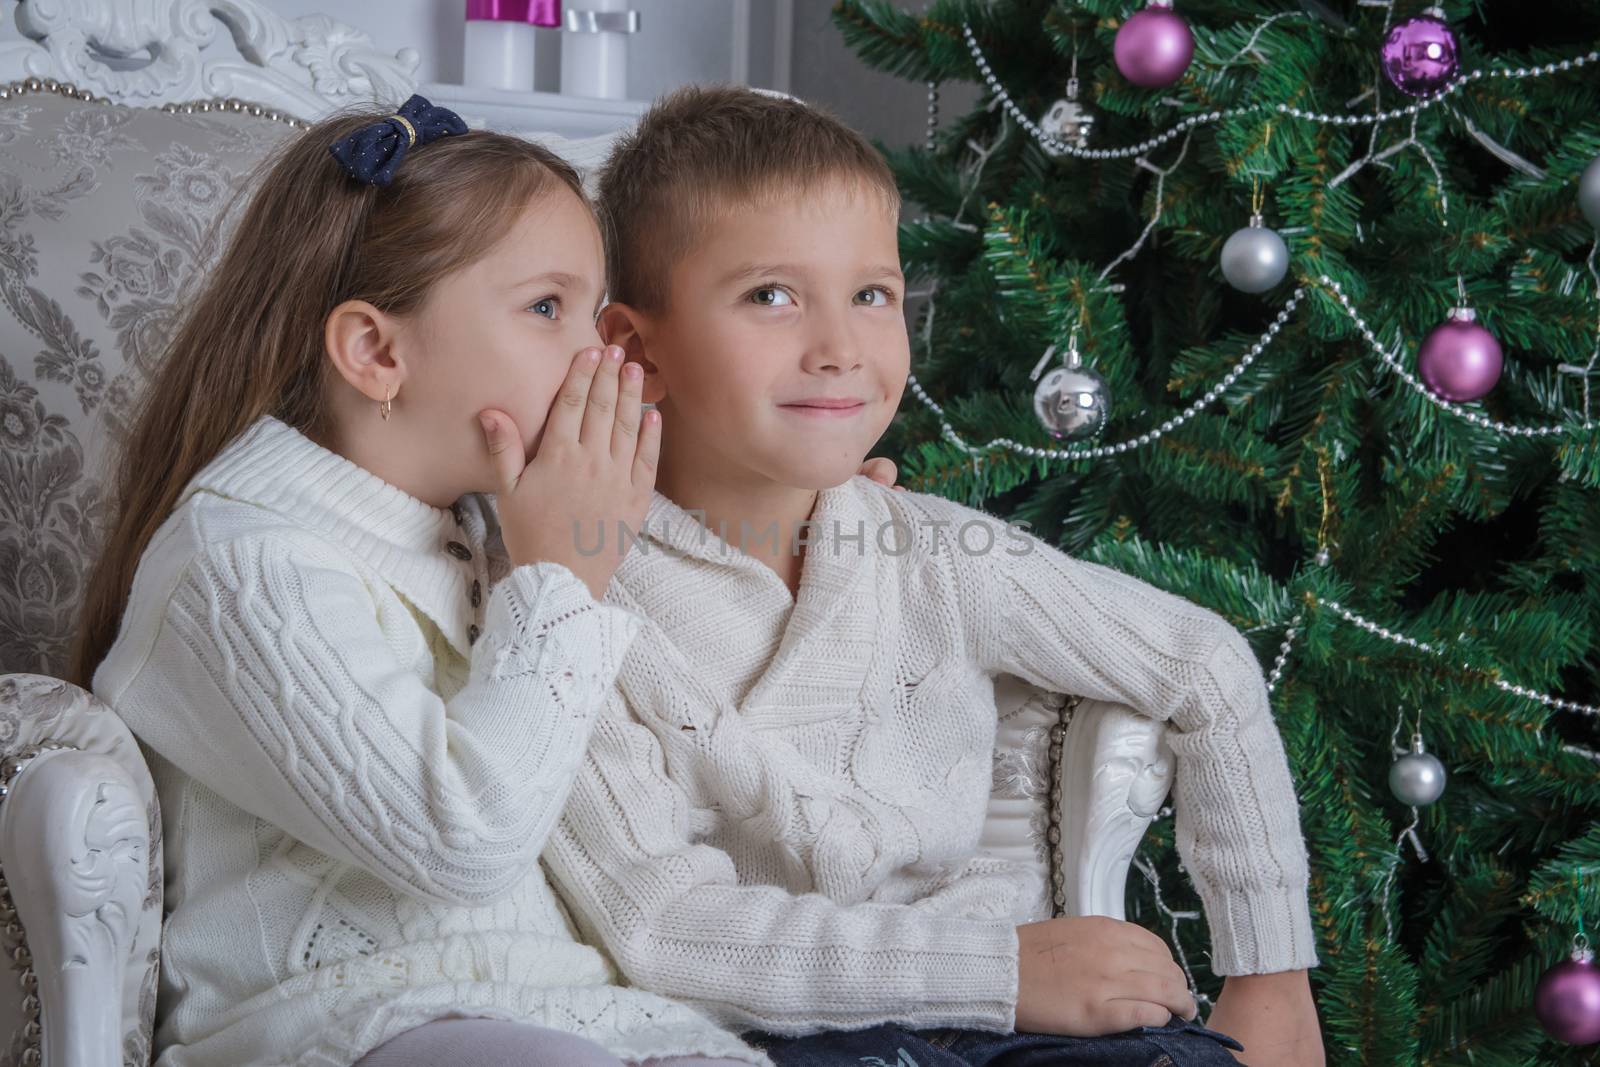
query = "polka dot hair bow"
xmin=328 ymin=94 xmax=469 ymax=187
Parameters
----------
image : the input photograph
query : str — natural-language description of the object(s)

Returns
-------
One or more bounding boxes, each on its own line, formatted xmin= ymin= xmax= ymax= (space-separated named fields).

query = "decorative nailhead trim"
xmin=0 ymin=737 xmax=79 ymax=1067
xmin=0 ymin=75 xmax=308 ymax=129
xmin=1048 ymin=694 xmax=1081 ymax=917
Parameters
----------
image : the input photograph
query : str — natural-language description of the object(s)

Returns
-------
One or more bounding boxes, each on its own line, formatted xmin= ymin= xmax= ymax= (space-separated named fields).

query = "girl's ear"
xmin=325 ymin=299 xmax=406 ymax=403
xmin=599 ymin=302 xmax=666 ymax=404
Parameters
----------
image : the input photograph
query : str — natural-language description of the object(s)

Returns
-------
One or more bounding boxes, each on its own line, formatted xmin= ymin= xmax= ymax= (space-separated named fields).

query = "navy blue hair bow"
xmin=328 ymin=94 xmax=468 ymax=187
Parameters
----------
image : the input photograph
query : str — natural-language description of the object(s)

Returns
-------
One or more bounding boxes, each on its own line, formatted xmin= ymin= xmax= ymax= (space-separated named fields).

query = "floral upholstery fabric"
xmin=1 ymin=92 xmax=292 ymax=679
xmin=0 ymin=91 xmax=291 ymax=1067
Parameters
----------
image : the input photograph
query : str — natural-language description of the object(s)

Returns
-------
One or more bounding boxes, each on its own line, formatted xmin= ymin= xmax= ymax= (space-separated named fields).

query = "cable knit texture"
xmin=91 ymin=416 xmax=764 ymax=1067
xmin=544 ymin=476 xmax=1318 ymax=1038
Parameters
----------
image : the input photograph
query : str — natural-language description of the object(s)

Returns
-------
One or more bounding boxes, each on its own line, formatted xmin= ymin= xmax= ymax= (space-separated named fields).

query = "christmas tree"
xmin=834 ymin=0 xmax=1600 ymax=1061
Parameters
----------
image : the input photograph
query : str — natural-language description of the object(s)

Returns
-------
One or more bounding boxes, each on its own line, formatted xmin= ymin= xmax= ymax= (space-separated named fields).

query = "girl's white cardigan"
xmin=93 ymin=416 xmax=763 ymax=1067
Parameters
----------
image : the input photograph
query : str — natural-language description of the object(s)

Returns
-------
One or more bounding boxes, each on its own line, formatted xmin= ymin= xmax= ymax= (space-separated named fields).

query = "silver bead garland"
xmin=1321 ymin=276 xmax=1598 ymax=437
xmin=962 ymin=22 xmax=1600 ymax=162
xmin=1316 ymin=597 xmax=1600 ymax=716
xmin=908 ymin=286 xmax=1304 ymax=461
xmin=907 ymin=272 xmax=1595 ymax=467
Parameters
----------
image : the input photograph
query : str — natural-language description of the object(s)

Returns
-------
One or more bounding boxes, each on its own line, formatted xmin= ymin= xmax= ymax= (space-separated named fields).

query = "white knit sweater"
xmin=92 ymin=416 xmax=763 ymax=1067
xmin=544 ymin=477 xmax=1319 ymax=1037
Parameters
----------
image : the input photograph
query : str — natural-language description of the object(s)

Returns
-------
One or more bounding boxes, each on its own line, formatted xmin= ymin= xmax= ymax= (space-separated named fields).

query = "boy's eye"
xmin=854 ymin=287 xmax=894 ymax=308
xmin=750 ymin=287 xmax=794 ymax=308
xmin=529 ymin=297 xmax=560 ymax=319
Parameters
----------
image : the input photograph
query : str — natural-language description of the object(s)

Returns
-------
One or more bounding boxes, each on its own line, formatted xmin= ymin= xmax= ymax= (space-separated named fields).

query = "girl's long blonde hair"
xmin=70 ymin=108 xmax=586 ymax=687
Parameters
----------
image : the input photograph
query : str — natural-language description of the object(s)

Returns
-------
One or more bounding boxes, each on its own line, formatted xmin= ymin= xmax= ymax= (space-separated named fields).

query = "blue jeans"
xmin=744 ymin=1015 xmax=1246 ymax=1067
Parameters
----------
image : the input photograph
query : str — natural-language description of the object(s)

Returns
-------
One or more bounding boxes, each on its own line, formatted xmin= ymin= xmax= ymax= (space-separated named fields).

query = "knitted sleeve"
xmin=108 ymin=531 xmax=640 ymax=908
xmin=544 ymin=691 xmax=1021 ymax=1036
xmin=924 ymin=493 xmax=1319 ymax=976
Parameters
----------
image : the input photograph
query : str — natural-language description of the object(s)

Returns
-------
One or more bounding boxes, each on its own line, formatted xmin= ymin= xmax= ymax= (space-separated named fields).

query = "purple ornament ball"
xmin=1418 ymin=309 xmax=1502 ymax=403
xmin=1114 ymin=2 xmax=1194 ymax=89
xmin=1536 ymin=954 xmax=1600 ymax=1045
xmin=1381 ymin=13 xmax=1460 ymax=96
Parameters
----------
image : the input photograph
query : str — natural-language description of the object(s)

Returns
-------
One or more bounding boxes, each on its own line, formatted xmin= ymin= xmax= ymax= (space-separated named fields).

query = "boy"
xmin=545 ymin=85 xmax=1324 ymax=1067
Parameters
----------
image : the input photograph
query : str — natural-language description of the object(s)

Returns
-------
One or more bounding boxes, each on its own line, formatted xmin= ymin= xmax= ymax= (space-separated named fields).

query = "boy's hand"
xmin=858 ymin=456 xmax=904 ymax=490
xmin=1014 ymin=917 xmax=1197 ymax=1036
xmin=480 ymin=345 xmax=660 ymax=600
xmin=1205 ymin=971 xmax=1324 ymax=1066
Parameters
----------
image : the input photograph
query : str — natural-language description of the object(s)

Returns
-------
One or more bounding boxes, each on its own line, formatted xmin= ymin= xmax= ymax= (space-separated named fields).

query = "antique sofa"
xmin=0 ymin=4 xmax=1175 ymax=1064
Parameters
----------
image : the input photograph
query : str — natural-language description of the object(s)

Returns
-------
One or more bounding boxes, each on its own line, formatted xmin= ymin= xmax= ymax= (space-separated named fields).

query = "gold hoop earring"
xmin=378 ymin=384 xmax=393 ymax=421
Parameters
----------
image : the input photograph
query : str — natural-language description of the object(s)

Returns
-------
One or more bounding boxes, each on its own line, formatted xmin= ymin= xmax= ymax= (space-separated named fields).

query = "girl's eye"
xmin=530 ymin=297 xmax=559 ymax=320
xmin=854 ymin=287 xmax=894 ymax=308
xmin=750 ymin=287 xmax=794 ymax=308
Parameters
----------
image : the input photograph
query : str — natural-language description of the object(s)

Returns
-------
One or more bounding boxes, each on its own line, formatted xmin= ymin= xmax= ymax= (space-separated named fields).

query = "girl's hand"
xmin=480 ymin=345 xmax=660 ymax=600
xmin=1015 ymin=916 xmax=1198 ymax=1036
xmin=858 ymin=456 xmax=905 ymax=490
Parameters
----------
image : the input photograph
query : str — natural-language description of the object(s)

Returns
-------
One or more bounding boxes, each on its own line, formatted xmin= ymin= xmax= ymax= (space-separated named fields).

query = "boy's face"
xmin=639 ymin=178 xmax=909 ymax=491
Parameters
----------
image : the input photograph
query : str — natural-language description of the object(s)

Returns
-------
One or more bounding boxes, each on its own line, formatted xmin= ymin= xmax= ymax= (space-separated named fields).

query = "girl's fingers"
xmin=632 ymin=408 xmax=661 ymax=490
xmin=545 ymin=347 xmax=603 ymax=443
xmin=611 ymin=360 xmax=644 ymax=460
xmin=479 ymin=409 xmax=524 ymax=493
xmin=580 ymin=345 xmax=624 ymax=446
xmin=859 ymin=456 xmax=897 ymax=487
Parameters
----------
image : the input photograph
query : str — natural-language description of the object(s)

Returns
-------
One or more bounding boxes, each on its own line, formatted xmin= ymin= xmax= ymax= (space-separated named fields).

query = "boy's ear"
xmin=325 ymin=299 xmax=406 ymax=405
xmin=598 ymin=302 xmax=666 ymax=404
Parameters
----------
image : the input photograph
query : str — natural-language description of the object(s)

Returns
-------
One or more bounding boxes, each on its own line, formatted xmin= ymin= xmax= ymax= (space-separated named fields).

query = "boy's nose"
xmin=803 ymin=350 xmax=860 ymax=374
xmin=800 ymin=318 xmax=863 ymax=374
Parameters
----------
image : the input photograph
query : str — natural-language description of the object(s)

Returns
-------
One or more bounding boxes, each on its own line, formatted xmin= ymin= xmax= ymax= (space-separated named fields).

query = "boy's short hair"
xmin=598 ymin=84 xmax=901 ymax=313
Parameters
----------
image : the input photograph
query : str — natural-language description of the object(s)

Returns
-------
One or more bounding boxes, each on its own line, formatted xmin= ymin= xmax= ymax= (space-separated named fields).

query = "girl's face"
xmin=390 ymin=186 xmax=607 ymax=497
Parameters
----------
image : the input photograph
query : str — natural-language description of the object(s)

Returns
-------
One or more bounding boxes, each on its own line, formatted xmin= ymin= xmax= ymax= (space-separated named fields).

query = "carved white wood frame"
xmin=1059 ymin=701 xmax=1176 ymax=919
xmin=0 ymin=0 xmax=421 ymax=118
xmin=0 ymin=748 xmax=150 ymax=1067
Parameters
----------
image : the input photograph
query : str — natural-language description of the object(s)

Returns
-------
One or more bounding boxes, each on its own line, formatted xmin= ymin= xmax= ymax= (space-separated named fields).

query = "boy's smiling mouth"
xmin=778 ymin=397 xmax=869 ymax=417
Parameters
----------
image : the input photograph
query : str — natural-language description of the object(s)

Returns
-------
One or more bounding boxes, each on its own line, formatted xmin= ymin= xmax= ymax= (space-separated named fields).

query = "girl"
xmin=74 ymin=96 xmax=763 ymax=1067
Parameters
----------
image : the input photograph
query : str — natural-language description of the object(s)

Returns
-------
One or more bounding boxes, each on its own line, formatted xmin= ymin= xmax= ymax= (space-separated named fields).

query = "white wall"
xmin=789 ymin=0 xmax=977 ymax=149
xmin=0 ymin=0 xmax=972 ymax=148
xmin=265 ymin=0 xmax=787 ymax=99
xmin=267 ymin=0 xmax=968 ymax=146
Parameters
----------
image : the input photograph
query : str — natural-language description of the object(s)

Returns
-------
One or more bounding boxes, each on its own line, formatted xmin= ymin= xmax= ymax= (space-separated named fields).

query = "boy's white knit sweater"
xmin=92 ymin=416 xmax=762 ymax=1067
xmin=545 ymin=476 xmax=1319 ymax=1037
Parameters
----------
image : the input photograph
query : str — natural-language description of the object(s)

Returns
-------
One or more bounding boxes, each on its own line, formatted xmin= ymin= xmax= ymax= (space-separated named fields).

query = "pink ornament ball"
xmin=1381 ymin=13 xmax=1460 ymax=97
xmin=1114 ymin=2 xmax=1195 ymax=89
xmin=1418 ymin=310 xmax=1502 ymax=403
xmin=1536 ymin=954 xmax=1600 ymax=1045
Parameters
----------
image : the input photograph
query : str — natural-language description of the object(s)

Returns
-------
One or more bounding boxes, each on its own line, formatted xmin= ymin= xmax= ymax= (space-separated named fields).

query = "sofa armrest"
xmin=985 ymin=676 xmax=1174 ymax=921
xmin=1 ymin=748 xmax=149 ymax=1067
xmin=0 ymin=675 xmax=163 ymax=1067
xmin=1057 ymin=699 xmax=1175 ymax=919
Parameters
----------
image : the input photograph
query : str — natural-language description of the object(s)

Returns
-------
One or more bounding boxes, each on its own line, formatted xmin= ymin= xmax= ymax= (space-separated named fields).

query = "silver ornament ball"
xmin=1390 ymin=739 xmax=1447 ymax=807
xmin=1221 ymin=217 xmax=1290 ymax=293
xmin=1034 ymin=364 xmax=1111 ymax=440
xmin=1581 ymin=154 xmax=1600 ymax=232
xmin=1039 ymin=96 xmax=1094 ymax=153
